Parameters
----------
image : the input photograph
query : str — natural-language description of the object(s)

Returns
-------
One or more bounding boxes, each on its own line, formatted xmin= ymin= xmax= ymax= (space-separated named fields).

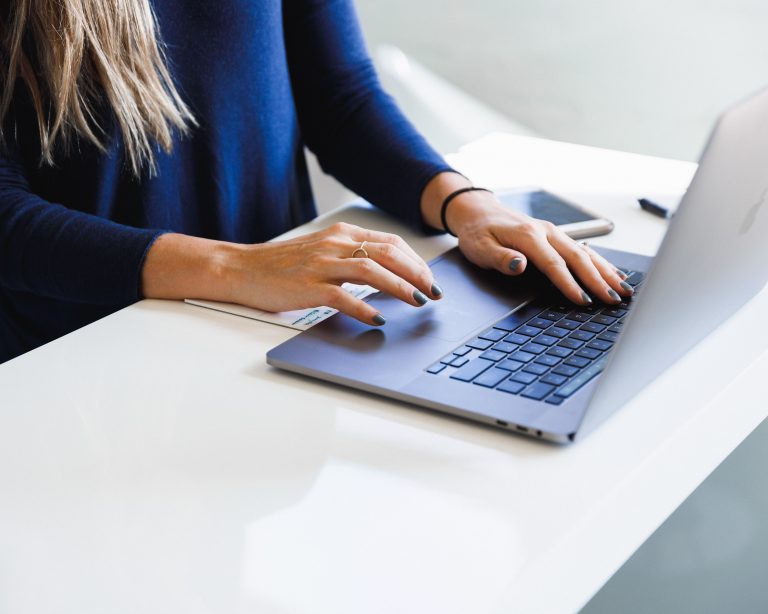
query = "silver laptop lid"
xmin=578 ymin=87 xmax=768 ymax=439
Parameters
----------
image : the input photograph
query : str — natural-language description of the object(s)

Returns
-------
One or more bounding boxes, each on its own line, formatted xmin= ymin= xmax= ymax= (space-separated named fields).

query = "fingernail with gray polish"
xmin=620 ymin=281 xmax=634 ymax=294
xmin=372 ymin=313 xmax=386 ymax=326
xmin=608 ymin=289 xmax=621 ymax=302
xmin=581 ymin=291 xmax=593 ymax=305
xmin=413 ymin=290 xmax=428 ymax=306
xmin=616 ymin=269 xmax=628 ymax=279
xmin=509 ymin=258 xmax=524 ymax=272
xmin=431 ymin=283 xmax=443 ymax=297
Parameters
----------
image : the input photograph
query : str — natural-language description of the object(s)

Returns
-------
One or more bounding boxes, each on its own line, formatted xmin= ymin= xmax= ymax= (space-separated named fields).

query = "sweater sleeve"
xmin=282 ymin=0 xmax=455 ymax=231
xmin=0 ymin=144 xmax=164 ymax=304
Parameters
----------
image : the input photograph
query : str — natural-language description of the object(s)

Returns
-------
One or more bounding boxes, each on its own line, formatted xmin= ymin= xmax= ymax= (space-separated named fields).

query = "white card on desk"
xmin=184 ymin=283 xmax=378 ymax=330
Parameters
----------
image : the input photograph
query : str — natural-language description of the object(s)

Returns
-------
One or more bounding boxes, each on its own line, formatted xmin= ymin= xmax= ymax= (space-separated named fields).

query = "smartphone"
xmin=496 ymin=187 xmax=614 ymax=240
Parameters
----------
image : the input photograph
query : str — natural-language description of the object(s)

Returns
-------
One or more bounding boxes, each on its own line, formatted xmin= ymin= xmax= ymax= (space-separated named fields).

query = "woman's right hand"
xmin=142 ymin=223 xmax=443 ymax=326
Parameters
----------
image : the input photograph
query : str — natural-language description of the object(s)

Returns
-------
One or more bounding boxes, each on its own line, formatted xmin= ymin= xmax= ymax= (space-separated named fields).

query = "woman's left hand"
xmin=422 ymin=176 xmax=634 ymax=306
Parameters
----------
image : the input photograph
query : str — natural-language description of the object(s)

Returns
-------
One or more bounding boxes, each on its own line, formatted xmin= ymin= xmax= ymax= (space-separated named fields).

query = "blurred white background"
xmin=356 ymin=0 xmax=768 ymax=161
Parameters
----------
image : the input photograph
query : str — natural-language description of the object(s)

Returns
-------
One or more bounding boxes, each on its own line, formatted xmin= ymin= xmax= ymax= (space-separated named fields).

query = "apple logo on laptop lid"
xmin=740 ymin=187 xmax=768 ymax=235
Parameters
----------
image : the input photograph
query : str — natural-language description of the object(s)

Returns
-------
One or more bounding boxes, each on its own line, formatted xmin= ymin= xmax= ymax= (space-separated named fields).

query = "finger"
xmin=521 ymin=235 xmax=593 ymax=306
xmin=547 ymin=232 xmax=623 ymax=304
xmin=580 ymin=243 xmax=635 ymax=297
xmin=345 ymin=230 xmax=442 ymax=298
xmin=362 ymin=241 xmax=443 ymax=299
xmin=320 ymin=284 xmax=386 ymax=326
xmin=308 ymin=236 xmax=437 ymax=300
xmin=465 ymin=237 xmax=529 ymax=276
xmin=349 ymin=227 xmax=426 ymax=269
xmin=333 ymin=257 xmax=432 ymax=307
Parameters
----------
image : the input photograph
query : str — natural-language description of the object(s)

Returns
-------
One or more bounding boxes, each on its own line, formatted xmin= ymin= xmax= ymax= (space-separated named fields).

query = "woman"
xmin=0 ymin=0 xmax=632 ymax=364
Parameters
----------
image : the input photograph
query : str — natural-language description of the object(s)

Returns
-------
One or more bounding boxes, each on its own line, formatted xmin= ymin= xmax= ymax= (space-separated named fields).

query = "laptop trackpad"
xmin=365 ymin=248 xmax=541 ymax=343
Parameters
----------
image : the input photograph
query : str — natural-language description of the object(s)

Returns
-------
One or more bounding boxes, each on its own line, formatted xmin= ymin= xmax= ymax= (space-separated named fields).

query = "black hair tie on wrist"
xmin=440 ymin=186 xmax=493 ymax=237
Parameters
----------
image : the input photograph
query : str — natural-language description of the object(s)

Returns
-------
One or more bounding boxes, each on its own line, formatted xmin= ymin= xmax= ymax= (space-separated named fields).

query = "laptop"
xmin=267 ymin=88 xmax=768 ymax=443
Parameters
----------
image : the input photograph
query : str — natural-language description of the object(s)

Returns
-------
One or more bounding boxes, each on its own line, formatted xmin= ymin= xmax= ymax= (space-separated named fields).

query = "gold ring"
xmin=351 ymin=241 xmax=369 ymax=259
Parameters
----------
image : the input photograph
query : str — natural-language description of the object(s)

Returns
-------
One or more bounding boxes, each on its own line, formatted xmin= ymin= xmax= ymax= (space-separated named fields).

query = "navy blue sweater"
xmin=0 ymin=0 xmax=451 ymax=362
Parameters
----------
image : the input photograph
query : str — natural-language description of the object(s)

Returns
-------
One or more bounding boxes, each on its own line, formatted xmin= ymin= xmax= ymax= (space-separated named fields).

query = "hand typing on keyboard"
xmin=426 ymin=270 xmax=644 ymax=405
xmin=419 ymin=176 xmax=635 ymax=307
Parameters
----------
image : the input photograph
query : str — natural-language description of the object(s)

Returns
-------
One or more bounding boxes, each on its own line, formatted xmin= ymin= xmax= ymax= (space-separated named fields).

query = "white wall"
xmin=356 ymin=0 xmax=768 ymax=161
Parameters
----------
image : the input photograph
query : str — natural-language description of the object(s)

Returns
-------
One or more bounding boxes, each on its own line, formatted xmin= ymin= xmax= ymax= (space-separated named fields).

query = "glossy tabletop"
xmin=2 ymin=134 xmax=766 ymax=614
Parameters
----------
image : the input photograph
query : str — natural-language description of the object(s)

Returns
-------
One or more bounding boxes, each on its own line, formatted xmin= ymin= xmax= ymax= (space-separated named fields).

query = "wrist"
xmin=142 ymin=233 xmax=247 ymax=302
xmin=445 ymin=191 xmax=504 ymax=237
xmin=207 ymin=240 xmax=249 ymax=300
xmin=419 ymin=171 xmax=472 ymax=231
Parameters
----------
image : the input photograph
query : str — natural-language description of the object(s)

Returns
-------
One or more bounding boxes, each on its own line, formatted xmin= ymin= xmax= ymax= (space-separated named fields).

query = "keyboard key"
xmin=479 ymin=328 xmax=507 ymax=342
xmin=540 ymin=310 xmax=565 ymax=322
xmin=521 ymin=382 xmax=556 ymax=400
xmin=467 ymin=338 xmax=494 ymax=351
xmin=533 ymin=334 xmax=558 ymax=347
xmin=511 ymin=371 xmax=538 ymax=385
xmin=541 ymin=373 xmax=568 ymax=386
xmin=493 ymin=341 xmax=518 ymax=354
xmin=494 ymin=304 xmax=546 ymax=331
xmin=565 ymin=356 xmax=590 ymax=368
xmin=608 ymin=324 xmax=623 ymax=334
xmin=576 ymin=348 xmax=602 ymax=360
xmin=547 ymin=346 xmax=573 ymax=358
xmin=587 ymin=339 xmax=613 ymax=351
xmin=545 ymin=395 xmax=566 ymax=405
xmin=517 ymin=326 xmax=541 ymax=337
xmin=427 ymin=363 xmax=446 ymax=374
xmin=598 ymin=331 xmax=620 ymax=342
xmin=545 ymin=326 xmax=570 ymax=338
xmin=440 ymin=353 xmax=457 ymax=364
xmin=625 ymin=271 xmax=645 ymax=286
xmin=450 ymin=355 xmax=470 ymax=367
xmin=473 ymin=367 xmax=510 ymax=388
xmin=555 ymin=355 xmax=608 ymax=397
xmin=498 ymin=358 xmax=525 ymax=371
xmin=504 ymin=333 xmax=529 ymax=345
xmin=601 ymin=307 xmax=626 ymax=318
xmin=591 ymin=315 xmax=616 ymax=326
xmin=535 ymin=354 xmax=561 ymax=367
xmin=509 ymin=350 xmax=536 ymax=363
xmin=558 ymin=338 xmax=584 ymax=350
xmin=450 ymin=358 xmax=494 ymax=382
xmin=528 ymin=318 xmax=552 ymax=329
xmin=553 ymin=364 xmax=580 ymax=377
xmin=580 ymin=322 xmax=606 ymax=334
xmin=520 ymin=342 xmax=547 ymax=355
xmin=454 ymin=345 xmax=472 ymax=356
xmin=557 ymin=319 xmax=580 ymax=330
xmin=567 ymin=312 xmax=592 ymax=322
xmin=570 ymin=330 xmax=595 ymax=342
xmin=480 ymin=349 xmax=507 ymax=362
xmin=523 ymin=363 xmax=549 ymax=376
xmin=497 ymin=379 xmax=526 ymax=395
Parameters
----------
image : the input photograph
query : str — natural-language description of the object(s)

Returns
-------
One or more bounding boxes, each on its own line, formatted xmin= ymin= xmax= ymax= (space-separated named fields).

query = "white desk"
xmin=2 ymin=134 xmax=766 ymax=614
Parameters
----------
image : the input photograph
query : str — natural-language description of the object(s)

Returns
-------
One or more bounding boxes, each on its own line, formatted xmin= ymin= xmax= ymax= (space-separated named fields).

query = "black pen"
xmin=638 ymin=198 xmax=672 ymax=219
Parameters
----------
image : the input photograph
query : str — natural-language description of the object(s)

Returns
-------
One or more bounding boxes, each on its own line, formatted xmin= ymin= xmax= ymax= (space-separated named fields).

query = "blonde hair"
xmin=0 ymin=0 xmax=195 ymax=177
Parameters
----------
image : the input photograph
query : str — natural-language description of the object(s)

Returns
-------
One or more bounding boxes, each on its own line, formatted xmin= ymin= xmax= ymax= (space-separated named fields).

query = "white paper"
xmin=184 ymin=283 xmax=378 ymax=330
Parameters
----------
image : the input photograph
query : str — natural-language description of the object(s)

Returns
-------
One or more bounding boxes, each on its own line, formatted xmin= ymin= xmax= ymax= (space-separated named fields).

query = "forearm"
xmin=141 ymin=232 xmax=243 ymax=301
xmin=144 ymin=172 xmax=481 ymax=302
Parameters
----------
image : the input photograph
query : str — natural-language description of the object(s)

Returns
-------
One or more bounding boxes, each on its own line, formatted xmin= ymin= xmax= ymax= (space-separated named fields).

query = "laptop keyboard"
xmin=425 ymin=270 xmax=644 ymax=405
